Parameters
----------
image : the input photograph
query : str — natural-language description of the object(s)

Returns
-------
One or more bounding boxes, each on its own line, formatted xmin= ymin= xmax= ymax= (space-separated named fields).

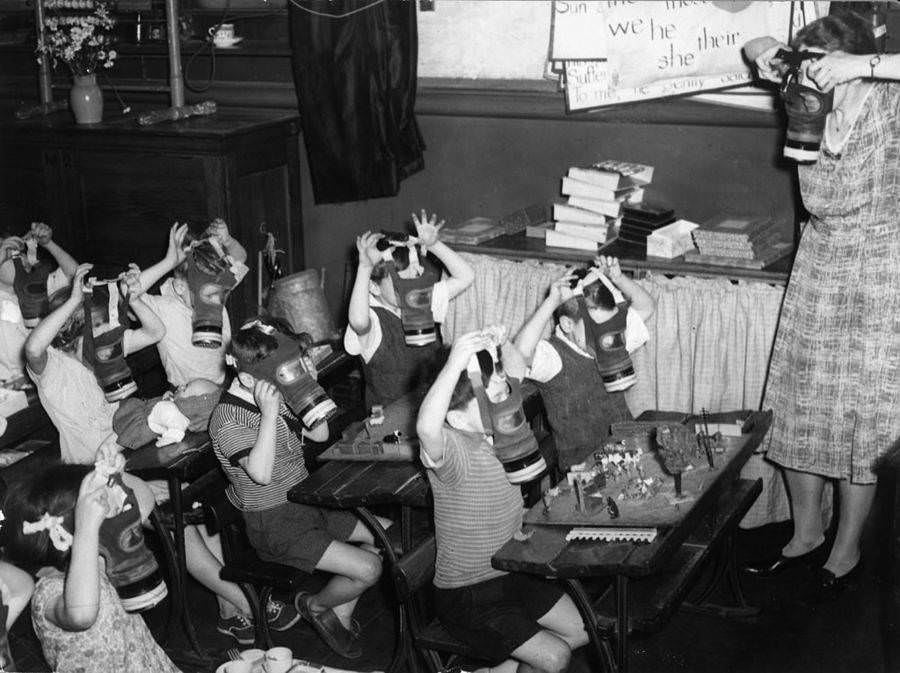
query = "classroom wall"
xmin=299 ymin=106 xmax=797 ymax=322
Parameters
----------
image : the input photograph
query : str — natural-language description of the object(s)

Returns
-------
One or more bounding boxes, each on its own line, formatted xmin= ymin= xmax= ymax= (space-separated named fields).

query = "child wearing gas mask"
xmin=515 ymin=256 xmax=655 ymax=473
xmin=345 ymin=210 xmax=475 ymax=407
xmin=2 ymin=462 xmax=182 ymax=673
xmin=0 ymin=223 xmax=78 ymax=382
xmin=138 ymin=220 xmax=248 ymax=387
xmin=211 ymin=318 xmax=384 ymax=660
xmin=416 ymin=329 xmax=588 ymax=673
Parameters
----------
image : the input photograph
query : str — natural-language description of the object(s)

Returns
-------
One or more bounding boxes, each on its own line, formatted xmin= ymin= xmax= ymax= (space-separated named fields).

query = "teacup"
xmin=217 ymin=660 xmax=253 ymax=673
xmin=263 ymin=647 xmax=293 ymax=673
xmin=208 ymin=23 xmax=236 ymax=46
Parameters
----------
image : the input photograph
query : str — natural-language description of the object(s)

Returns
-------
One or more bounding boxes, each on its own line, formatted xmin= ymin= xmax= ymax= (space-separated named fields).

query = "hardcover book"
xmin=566 ymin=195 xmax=623 ymax=218
xmin=553 ymin=203 xmax=612 ymax=226
xmin=500 ymin=203 xmax=551 ymax=235
xmin=692 ymin=214 xmax=776 ymax=242
xmin=561 ymin=177 xmax=636 ymax=202
xmin=440 ymin=217 xmax=507 ymax=246
xmin=545 ymin=228 xmax=599 ymax=252
xmin=554 ymin=221 xmax=612 ymax=243
xmin=592 ymin=159 xmax=655 ymax=185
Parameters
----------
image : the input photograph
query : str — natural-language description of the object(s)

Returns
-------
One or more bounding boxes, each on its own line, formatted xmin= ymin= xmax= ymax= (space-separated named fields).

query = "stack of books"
xmin=686 ymin=215 xmax=793 ymax=269
xmin=440 ymin=217 xmax=508 ymax=246
xmin=614 ymin=201 xmax=677 ymax=254
xmin=547 ymin=160 xmax=654 ymax=251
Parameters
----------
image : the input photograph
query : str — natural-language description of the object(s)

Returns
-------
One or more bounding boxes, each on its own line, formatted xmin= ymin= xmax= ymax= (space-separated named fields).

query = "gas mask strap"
xmin=466 ymin=353 xmax=494 ymax=435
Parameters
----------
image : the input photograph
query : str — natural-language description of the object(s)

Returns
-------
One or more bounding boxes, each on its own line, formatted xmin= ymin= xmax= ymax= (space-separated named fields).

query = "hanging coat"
xmin=289 ymin=0 xmax=426 ymax=204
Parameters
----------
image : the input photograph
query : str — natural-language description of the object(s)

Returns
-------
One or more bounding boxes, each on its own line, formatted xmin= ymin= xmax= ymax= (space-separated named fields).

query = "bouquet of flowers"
xmin=38 ymin=0 xmax=118 ymax=76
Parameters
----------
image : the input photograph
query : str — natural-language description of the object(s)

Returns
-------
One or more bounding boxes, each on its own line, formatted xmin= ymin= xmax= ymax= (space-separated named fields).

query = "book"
xmin=545 ymin=228 xmax=599 ymax=252
xmin=554 ymin=221 xmax=612 ymax=244
xmin=553 ymin=203 xmax=611 ymax=226
xmin=440 ymin=217 xmax=506 ymax=246
xmin=592 ymin=159 xmax=655 ymax=185
xmin=500 ymin=203 xmax=551 ymax=235
xmin=561 ymin=176 xmax=637 ymax=202
xmin=567 ymin=166 xmax=639 ymax=191
xmin=566 ymin=195 xmax=623 ymax=218
xmin=647 ymin=219 xmax=700 ymax=259
xmin=526 ymin=222 xmax=553 ymax=238
xmin=621 ymin=201 xmax=676 ymax=226
xmin=693 ymin=221 xmax=783 ymax=251
xmin=692 ymin=214 xmax=776 ymax=242
xmin=683 ymin=239 xmax=793 ymax=269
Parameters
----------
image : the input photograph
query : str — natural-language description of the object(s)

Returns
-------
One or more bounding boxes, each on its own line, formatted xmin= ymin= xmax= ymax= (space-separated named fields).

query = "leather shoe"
xmin=295 ymin=592 xmax=362 ymax=659
xmin=802 ymin=562 xmax=863 ymax=605
xmin=743 ymin=541 xmax=827 ymax=578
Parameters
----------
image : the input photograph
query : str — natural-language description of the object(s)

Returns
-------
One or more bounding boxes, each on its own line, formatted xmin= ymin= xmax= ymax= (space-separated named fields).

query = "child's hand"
xmin=447 ymin=331 xmax=494 ymax=373
xmin=594 ymin=255 xmax=623 ymax=282
xmin=0 ymin=237 xmax=24 ymax=265
xmin=254 ymin=380 xmax=283 ymax=418
xmin=166 ymin=222 xmax=189 ymax=267
xmin=411 ymin=210 xmax=445 ymax=248
xmin=75 ymin=471 xmax=112 ymax=533
xmin=548 ymin=273 xmax=576 ymax=305
xmin=95 ymin=436 xmax=126 ymax=476
xmin=207 ymin=218 xmax=234 ymax=247
xmin=356 ymin=231 xmax=383 ymax=269
xmin=70 ymin=263 xmax=94 ymax=304
xmin=29 ymin=222 xmax=53 ymax=246
xmin=120 ymin=263 xmax=144 ymax=299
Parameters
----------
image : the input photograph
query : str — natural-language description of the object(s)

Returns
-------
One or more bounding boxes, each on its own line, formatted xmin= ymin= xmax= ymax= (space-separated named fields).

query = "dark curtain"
xmin=289 ymin=0 xmax=426 ymax=204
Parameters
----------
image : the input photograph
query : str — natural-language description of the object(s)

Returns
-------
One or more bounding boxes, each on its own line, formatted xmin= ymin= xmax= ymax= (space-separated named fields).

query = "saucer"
xmin=212 ymin=36 xmax=243 ymax=48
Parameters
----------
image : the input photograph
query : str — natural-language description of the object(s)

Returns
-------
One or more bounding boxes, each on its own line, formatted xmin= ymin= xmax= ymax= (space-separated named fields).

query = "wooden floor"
xmin=8 ymin=506 xmax=900 ymax=673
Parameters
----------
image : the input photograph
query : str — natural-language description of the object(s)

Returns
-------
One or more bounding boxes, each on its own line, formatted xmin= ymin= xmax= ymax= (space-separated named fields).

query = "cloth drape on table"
xmin=442 ymin=253 xmax=801 ymax=527
xmin=288 ymin=0 xmax=425 ymax=204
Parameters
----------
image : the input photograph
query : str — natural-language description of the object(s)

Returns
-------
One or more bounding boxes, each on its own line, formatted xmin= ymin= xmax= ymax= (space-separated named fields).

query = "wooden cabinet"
xmin=0 ymin=106 xmax=303 ymax=323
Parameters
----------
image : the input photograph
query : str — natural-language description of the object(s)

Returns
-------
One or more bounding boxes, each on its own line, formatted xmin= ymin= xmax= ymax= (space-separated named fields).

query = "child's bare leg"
xmin=184 ymin=524 xmax=251 ymax=617
xmin=312 ymin=541 xmax=381 ymax=628
xmin=509 ymin=630 xmax=572 ymax=673
xmin=536 ymin=594 xmax=589 ymax=650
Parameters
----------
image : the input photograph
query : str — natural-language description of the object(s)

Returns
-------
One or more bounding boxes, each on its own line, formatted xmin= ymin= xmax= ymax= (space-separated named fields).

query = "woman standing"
xmin=745 ymin=12 xmax=900 ymax=595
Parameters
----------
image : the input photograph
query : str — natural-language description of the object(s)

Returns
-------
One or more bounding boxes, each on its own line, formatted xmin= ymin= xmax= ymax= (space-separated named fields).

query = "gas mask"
xmin=777 ymin=48 xmax=832 ymax=163
xmin=466 ymin=334 xmax=546 ymax=485
xmin=234 ymin=321 xmax=337 ymax=428
xmin=99 ymin=473 xmax=168 ymax=612
xmin=571 ymin=268 xmax=636 ymax=393
xmin=186 ymin=238 xmax=248 ymax=349
xmin=377 ymin=232 xmax=438 ymax=347
xmin=11 ymin=241 xmax=51 ymax=327
xmin=82 ymin=278 xmax=137 ymax=402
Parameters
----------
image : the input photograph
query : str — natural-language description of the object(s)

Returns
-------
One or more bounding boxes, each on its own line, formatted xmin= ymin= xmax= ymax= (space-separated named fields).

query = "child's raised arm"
xmin=413 ymin=211 xmax=474 ymax=300
xmin=207 ymin=218 xmax=248 ymax=264
xmin=49 ymin=471 xmax=108 ymax=631
xmin=347 ymin=231 xmax=382 ymax=337
xmin=498 ymin=333 xmax=528 ymax=381
xmin=237 ymin=380 xmax=282 ymax=485
xmin=25 ymin=263 xmax=92 ymax=375
xmin=31 ymin=223 xmax=78 ymax=279
xmin=138 ymin=223 xmax=188 ymax=292
xmin=417 ymin=331 xmax=492 ymax=461
xmin=120 ymin=264 xmax=166 ymax=355
xmin=595 ymin=256 xmax=655 ymax=323
xmin=515 ymin=273 xmax=574 ymax=364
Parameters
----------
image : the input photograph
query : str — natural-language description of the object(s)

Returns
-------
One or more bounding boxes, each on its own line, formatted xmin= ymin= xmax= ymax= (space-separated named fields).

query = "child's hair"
xmin=369 ymin=247 xmax=412 ymax=283
xmin=230 ymin=316 xmax=313 ymax=365
xmin=792 ymin=10 xmax=876 ymax=54
xmin=446 ymin=348 xmax=494 ymax=412
xmin=3 ymin=463 xmax=92 ymax=573
xmin=555 ymin=278 xmax=615 ymax=322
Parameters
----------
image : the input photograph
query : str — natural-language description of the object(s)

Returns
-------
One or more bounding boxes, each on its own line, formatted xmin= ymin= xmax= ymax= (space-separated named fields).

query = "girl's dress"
xmin=31 ymin=569 xmax=181 ymax=673
xmin=762 ymin=82 xmax=900 ymax=484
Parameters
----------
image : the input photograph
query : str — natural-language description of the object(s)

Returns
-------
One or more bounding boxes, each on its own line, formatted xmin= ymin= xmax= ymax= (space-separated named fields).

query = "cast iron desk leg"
xmin=617 ymin=575 xmax=629 ymax=673
xmin=168 ymin=473 xmax=205 ymax=655
xmin=354 ymin=506 xmax=407 ymax=673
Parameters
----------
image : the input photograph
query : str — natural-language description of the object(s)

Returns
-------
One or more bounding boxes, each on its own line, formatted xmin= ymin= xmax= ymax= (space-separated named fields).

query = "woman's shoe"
xmin=743 ymin=541 xmax=827 ymax=578
xmin=802 ymin=561 xmax=863 ymax=605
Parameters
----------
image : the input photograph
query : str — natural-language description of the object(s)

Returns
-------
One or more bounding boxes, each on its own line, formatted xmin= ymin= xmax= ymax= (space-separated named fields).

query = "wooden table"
xmin=125 ymin=431 xmax=218 ymax=656
xmin=491 ymin=410 xmax=772 ymax=673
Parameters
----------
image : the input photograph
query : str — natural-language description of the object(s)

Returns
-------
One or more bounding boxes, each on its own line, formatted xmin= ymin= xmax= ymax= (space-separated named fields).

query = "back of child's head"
xmin=443 ymin=346 xmax=494 ymax=412
xmin=231 ymin=316 xmax=312 ymax=366
xmin=4 ymin=463 xmax=91 ymax=573
xmin=555 ymin=275 xmax=616 ymax=322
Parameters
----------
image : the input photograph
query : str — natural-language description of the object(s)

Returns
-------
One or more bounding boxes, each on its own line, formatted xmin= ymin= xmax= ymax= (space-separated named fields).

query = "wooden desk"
xmin=0 ymin=388 xmax=51 ymax=451
xmin=492 ymin=410 xmax=772 ymax=673
xmin=126 ymin=431 xmax=217 ymax=656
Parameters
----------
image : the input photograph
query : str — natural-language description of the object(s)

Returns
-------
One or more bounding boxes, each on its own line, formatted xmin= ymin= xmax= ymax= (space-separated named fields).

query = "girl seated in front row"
xmin=3 ymin=463 xmax=182 ymax=673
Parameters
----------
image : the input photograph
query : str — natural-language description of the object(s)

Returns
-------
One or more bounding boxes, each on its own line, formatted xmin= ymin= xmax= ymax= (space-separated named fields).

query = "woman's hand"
xmin=412 ymin=210 xmax=445 ymax=248
xmin=807 ymin=51 xmax=866 ymax=91
xmin=746 ymin=39 xmax=789 ymax=84
xmin=356 ymin=231 xmax=383 ymax=269
xmin=254 ymin=380 xmax=283 ymax=418
xmin=446 ymin=331 xmax=493 ymax=373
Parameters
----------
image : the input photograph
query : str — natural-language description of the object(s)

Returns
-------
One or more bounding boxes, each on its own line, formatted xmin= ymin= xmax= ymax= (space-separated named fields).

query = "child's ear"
xmin=559 ymin=315 xmax=576 ymax=334
xmin=369 ymin=279 xmax=382 ymax=297
xmin=445 ymin=409 xmax=464 ymax=430
xmin=237 ymin=372 xmax=255 ymax=389
xmin=173 ymin=277 xmax=188 ymax=295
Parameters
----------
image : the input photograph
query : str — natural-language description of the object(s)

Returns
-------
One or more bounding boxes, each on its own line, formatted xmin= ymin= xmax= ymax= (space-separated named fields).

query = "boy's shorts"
xmin=434 ymin=573 xmax=565 ymax=660
xmin=243 ymin=502 xmax=359 ymax=573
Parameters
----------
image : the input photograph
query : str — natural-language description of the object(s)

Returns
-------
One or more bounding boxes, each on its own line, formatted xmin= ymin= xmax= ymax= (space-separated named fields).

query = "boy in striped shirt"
xmin=416 ymin=329 xmax=588 ymax=673
xmin=210 ymin=319 xmax=383 ymax=660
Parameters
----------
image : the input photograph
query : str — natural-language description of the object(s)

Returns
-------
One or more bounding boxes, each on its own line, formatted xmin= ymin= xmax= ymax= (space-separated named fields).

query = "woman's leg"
xmin=312 ymin=540 xmax=382 ymax=629
xmin=782 ymin=468 xmax=828 ymax=556
xmin=183 ymin=524 xmax=251 ymax=617
xmin=825 ymin=480 xmax=876 ymax=576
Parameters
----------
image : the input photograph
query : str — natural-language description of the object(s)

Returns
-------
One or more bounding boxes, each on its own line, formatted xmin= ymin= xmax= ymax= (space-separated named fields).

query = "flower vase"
xmin=69 ymin=73 xmax=104 ymax=125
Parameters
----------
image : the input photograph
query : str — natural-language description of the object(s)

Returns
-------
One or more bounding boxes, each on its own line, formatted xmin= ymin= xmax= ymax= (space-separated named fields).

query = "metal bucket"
xmin=267 ymin=268 xmax=339 ymax=343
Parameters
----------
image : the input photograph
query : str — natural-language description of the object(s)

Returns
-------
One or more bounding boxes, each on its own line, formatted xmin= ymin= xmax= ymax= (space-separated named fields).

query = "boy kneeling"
xmin=416 ymin=330 xmax=588 ymax=673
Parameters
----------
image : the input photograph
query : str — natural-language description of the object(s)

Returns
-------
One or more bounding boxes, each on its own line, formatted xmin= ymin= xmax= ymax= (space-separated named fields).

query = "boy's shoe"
xmin=216 ymin=613 xmax=256 ymax=645
xmin=294 ymin=591 xmax=362 ymax=660
xmin=267 ymin=598 xmax=302 ymax=632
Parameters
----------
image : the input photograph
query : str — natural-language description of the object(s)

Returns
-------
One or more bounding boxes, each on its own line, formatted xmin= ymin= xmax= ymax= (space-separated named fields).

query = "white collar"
xmin=227 ymin=379 xmax=258 ymax=407
xmin=554 ymin=325 xmax=593 ymax=360
xmin=370 ymin=292 xmax=401 ymax=318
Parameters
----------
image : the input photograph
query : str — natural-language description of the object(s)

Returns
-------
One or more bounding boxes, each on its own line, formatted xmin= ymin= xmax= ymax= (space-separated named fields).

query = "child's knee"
xmin=541 ymin=640 xmax=572 ymax=673
xmin=358 ymin=550 xmax=382 ymax=586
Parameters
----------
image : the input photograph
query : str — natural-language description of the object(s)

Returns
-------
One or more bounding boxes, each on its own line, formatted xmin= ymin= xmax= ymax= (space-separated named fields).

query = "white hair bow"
xmin=22 ymin=513 xmax=74 ymax=552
